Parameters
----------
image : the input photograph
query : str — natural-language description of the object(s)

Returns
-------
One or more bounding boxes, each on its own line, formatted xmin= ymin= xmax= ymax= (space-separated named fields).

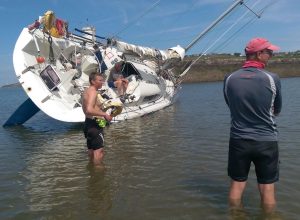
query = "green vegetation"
xmin=174 ymin=51 xmax=300 ymax=83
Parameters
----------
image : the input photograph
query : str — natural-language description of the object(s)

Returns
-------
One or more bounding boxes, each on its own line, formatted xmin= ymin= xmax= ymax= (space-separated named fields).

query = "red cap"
xmin=245 ymin=37 xmax=280 ymax=54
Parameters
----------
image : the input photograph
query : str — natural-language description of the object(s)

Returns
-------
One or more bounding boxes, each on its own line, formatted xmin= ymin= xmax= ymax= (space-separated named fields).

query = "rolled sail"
xmin=114 ymin=40 xmax=185 ymax=63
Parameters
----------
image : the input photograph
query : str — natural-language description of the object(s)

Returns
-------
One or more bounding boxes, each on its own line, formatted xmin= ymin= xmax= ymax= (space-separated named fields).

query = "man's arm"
xmin=223 ymin=75 xmax=229 ymax=106
xmin=273 ymin=78 xmax=282 ymax=116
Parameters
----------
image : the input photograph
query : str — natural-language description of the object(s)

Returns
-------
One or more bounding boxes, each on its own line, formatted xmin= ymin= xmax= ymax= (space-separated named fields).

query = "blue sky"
xmin=1 ymin=0 xmax=299 ymax=86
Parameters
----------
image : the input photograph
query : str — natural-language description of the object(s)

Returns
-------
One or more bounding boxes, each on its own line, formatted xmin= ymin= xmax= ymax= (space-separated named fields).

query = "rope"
xmin=48 ymin=35 xmax=55 ymax=64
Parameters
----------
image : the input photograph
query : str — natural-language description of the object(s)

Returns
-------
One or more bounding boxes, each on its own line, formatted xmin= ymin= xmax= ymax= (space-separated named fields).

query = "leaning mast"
xmin=185 ymin=0 xmax=244 ymax=52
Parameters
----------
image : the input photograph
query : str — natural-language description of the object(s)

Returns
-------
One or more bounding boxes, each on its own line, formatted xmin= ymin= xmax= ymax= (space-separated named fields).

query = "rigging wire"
xmin=112 ymin=0 xmax=161 ymax=38
xmin=178 ymin=0 xmax=276 ymax=80
xmin=184 ymin=0 xmax=244 ymax=52
xmin=134 ymin=0 xmax=201 ymax=46
xmin=206 ymin=0 xmax=262 ymax=53
xmin=178 ymin=3 xmax=252 ymax=78
xmin=211 ymin=0 xmax=277 ymax=53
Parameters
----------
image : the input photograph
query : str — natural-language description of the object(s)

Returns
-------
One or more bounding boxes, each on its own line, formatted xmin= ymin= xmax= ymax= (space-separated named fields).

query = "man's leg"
xmin=114 ymin=80 xmax=123 ymax=95
xmin=88 ymin=149 xmax=94 ymax=160
xmin=229 ymin=180 xmax=247 ymax=207
xmin=258 ymin=183 xmax=276 ymax=206
xmin=122 ymin=79 xmax=129 ymax=94
xmin=93 ymin=148 xmax=104 ymax=165
xmin=255 ymin=141 xmax=278 ymax=209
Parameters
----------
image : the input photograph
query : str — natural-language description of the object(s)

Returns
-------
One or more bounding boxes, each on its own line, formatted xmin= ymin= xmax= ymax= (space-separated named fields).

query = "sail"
xmin=114 ymin=40 xmax=185 ymax=61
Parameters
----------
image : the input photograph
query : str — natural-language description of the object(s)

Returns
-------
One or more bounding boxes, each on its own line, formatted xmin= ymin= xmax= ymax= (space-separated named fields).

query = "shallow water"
xmin=1 ymin=78 xmax=300 ymax=219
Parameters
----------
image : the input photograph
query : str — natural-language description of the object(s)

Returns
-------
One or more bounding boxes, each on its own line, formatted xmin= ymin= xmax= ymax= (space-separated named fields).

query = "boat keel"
xmin=3 ymin=98 xmax=40 ymax=127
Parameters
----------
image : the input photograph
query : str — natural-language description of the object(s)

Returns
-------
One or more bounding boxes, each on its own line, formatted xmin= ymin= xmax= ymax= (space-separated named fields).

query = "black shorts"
xmin=83 ymin=118 xmax=104 ymax=150
xmin=228 ymin=138 xmax=279 ymax=184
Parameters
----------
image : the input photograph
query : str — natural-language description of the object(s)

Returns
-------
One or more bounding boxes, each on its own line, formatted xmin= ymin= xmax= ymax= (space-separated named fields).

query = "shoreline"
xmin=174 ymin=53 xmax=300 ymax=83
xmin=2 ymin=54 xmax=300 ymax=88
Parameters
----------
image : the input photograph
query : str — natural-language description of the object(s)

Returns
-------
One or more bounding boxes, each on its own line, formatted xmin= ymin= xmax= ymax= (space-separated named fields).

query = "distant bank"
xmin=2 ymin=53 xmax=300 ymax=88
xmin=174 ymin=52 xmax=300 ymax=83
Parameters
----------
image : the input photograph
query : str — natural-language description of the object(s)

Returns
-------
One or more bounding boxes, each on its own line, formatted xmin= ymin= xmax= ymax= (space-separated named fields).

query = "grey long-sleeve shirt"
xmin=223 ymin=67 xmax=282 ymax=141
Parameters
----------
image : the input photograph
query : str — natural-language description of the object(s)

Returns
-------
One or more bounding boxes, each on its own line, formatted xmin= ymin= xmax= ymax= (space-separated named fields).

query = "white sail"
xmin=114 ymin=40 xmax=185 ymax=62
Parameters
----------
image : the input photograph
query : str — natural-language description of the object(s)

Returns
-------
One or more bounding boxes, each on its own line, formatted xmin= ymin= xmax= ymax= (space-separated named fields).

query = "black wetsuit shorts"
xmin=228 ymin=138 xmax=279 ymax=184
xmin=83 ymin=118 xmax=104 ymax=150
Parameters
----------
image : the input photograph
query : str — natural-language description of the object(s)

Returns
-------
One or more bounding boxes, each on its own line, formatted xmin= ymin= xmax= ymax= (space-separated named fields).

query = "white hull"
xmin=5 ymin=1 xmax=249 ymax=126
xmin=12 ymin=27 xmax=180 ymax=124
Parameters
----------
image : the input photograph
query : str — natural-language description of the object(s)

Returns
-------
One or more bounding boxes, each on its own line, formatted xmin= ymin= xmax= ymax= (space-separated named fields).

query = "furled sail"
xmin=114 ymin=40 xmax=185 ymax=61
xmin=112 ymin=40 xmax=185 ymax=70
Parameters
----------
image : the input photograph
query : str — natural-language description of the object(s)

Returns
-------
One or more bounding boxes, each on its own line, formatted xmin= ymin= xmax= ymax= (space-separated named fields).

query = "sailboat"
xmin=3 ymin=0 xmax=265 ymax=126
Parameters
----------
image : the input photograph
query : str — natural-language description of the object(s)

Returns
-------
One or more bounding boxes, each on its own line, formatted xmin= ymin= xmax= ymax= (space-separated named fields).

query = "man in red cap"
xmin=223 ymin=37 xmax=282 ymax=211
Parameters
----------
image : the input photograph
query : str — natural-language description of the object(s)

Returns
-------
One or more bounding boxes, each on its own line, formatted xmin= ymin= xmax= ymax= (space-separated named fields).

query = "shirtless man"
xmin=82 ymin=72 xmax=112 ymax=165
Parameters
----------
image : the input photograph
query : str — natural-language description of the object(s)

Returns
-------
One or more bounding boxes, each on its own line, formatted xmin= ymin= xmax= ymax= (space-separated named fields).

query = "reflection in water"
xmin=86 ymin=162 xmax=112 ymax=217
xmin=229 ymin=205 xmax=249 ymax=220
xmin=2 ymin=123 xmax=89 ymax=218
xmin=229 ymin=204 xmax=284 ymax=220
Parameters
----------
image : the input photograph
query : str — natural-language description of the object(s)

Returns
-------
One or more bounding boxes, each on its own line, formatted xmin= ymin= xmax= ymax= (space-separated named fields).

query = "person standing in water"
xmin=223 ymin=37 xmax=282 ymax=210
xmin=82 ymin=72 xmax=112 ymax=165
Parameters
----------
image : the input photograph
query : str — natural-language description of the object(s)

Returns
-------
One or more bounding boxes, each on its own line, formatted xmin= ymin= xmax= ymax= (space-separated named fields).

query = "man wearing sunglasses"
xmin=223 ymin=38 xmax=282 ymax=211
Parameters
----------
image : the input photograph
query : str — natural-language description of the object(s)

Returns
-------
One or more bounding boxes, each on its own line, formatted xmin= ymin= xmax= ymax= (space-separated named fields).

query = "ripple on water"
xmin=1 ymin=79 xmax=300 ymax=219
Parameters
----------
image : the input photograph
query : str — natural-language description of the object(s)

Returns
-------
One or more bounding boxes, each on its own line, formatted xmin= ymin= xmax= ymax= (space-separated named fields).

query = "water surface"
xmin=1 ymin=78 xmax=300 ymax=219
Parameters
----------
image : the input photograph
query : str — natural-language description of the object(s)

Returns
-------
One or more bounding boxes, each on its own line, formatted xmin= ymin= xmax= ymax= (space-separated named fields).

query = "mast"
xmin=185 ymin=0 xmax=244 ymax=52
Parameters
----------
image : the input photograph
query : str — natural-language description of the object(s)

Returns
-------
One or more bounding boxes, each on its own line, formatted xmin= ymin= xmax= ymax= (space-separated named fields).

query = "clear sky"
xmin=0 ymin=0 xmax=299 ymax=86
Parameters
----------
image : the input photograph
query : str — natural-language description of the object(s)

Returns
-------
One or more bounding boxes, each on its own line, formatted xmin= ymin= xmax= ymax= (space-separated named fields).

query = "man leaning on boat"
xmin=108 ymin=61 xmax=129 ymax=96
